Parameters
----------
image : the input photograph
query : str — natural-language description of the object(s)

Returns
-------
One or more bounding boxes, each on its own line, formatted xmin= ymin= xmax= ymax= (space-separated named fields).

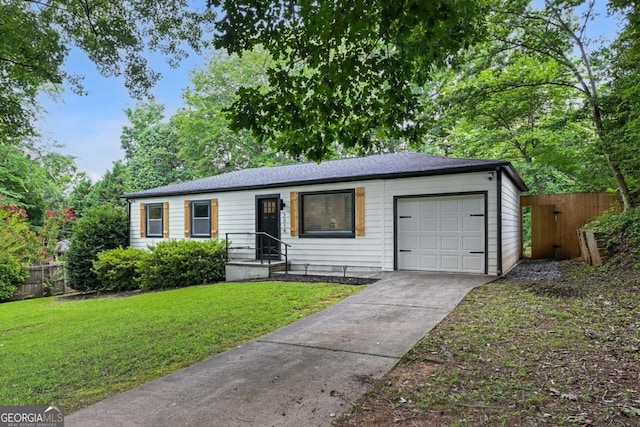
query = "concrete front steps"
xmin=225 ymin=260 xmax=287 ymax=281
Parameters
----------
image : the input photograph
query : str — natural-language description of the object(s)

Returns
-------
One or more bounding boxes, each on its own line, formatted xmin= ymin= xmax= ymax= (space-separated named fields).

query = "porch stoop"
xmin=225 ymin=260 xmax=287 ymax=281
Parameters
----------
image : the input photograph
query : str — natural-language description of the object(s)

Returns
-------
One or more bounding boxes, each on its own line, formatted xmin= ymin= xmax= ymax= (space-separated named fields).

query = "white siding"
xmin=128 ymin=171 xmax=507 ymax=274
xmin=382 ymin=171 xmax=499 ymax=274
xmin=501 ymin=173 xmax=522 ymax=274
xmin=129 ymin=181 xmax=385 ymax=271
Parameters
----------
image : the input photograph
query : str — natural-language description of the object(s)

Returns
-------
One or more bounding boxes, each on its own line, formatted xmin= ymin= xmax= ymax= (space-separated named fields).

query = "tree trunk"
xmin=592 ymin=102 xmax=632 ymax=210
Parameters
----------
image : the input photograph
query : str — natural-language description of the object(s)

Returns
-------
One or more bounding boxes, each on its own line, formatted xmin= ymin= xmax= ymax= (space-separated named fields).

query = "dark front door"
xmin=256 ymin=196 xmax=281 ymax=260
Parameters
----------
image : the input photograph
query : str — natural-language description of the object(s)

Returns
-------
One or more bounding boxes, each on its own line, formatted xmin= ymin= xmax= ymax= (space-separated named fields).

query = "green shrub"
xmin=588 ymin=206 xmax=640 ymax=248
xmin=92 ymin=247 xmax=149 ymax=292
xmin=0 ymin=253 xmax=28 ymax=301
xmin=0 ymin=205 xmax=42 ymax=265
xmin=587 ymin=206 xmax=640 ymax=269
xmin=66 ymin=204 xmax=128 ymax=292
xmin=140 ymin=239 xmax=227 ymax=291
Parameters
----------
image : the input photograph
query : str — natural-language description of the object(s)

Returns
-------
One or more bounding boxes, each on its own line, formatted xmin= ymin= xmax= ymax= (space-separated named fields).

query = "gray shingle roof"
xmin=124 ymin=152 xmax=527 ymax=198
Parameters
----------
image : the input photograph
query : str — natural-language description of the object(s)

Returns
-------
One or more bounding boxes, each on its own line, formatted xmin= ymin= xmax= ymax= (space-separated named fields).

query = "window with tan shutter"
xmin=191 ymin=200 xmax=211 ymax=237
xmin=299 ymin=189 xmax=355 ymax=238
xmin=146 ymin=203 xmax=163 ymax=237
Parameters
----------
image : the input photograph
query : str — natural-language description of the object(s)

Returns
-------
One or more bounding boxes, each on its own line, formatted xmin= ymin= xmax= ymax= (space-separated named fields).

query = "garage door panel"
xmin=441 ymin=255 xmax=461 ymax=270
xmin=440 ymin=199 xmax=460 ymax=213
xmin=401 ymin=235 xmax=418 ymax=250
xmin=398 ymin=200 xmax=418 ymax=215
xmin=441 ymin=236 xmax=461 ymax=251
xmin=420 ymin=200 xmax=438 ymax=213
xmin=463 ymin=217 xmax=483 ymax=231
xmin=420 ymin=217 xmax=438 ymax=232
xmin=463 ymin=236 xmax=482 ymax=251
xmin=420 ymin=237 xmax=437 ymax=250
xmin=462 ymin=198 xmax=484 ymax=212
xmin=398 ymin=253 xmax=419 ymax=269
xmin=462 ymin=256 xmax=483 ymax=271
xmin=397 ymin=195 xmax=485 ymax=274
xmin=399 ymin=217 xmax=418 ymax=232
xmin=419 ymin=255 xmax=438 ymax=270
xmin=441 ymin=218 xmax=461 ymax=232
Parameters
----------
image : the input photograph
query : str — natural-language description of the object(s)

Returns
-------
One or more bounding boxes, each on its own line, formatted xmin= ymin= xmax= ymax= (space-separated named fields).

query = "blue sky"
xmin=36 ymin=1 xmax=621 ymax=183
xmin=37 ymin=49 xmax=207 ymax=182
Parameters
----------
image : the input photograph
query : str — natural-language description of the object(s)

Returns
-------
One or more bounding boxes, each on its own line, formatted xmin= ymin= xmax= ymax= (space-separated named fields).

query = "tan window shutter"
xmin=184 ymin=200 xmax=191 ymax=237
xmin=211 ymin=199 xmax=218 ymax=238
xmin=163 ymin=202 xmax=170 ymax=238
xmin=139 ymin=203 xmax=146 ymax=237
xmin=355 ymin=187 xmax=365 ymax=236
xmin=290 ymin=192 xmax=298 ymax=237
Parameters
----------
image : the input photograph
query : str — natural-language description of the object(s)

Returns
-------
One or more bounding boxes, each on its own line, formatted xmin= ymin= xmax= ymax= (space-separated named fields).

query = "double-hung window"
xmin=191 ymin=201 xmax=211 ymax=237
xmin=299 ymin=190 xmax=355 ymax=238
xmin=146 ymin=203 xmax=163 ymax=237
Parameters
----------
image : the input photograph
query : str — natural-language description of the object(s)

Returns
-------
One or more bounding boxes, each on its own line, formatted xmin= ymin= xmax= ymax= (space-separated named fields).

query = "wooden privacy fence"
xmin=11 ymin=263 xmax=67 ymax=301
xmin=521 ymin=192 xmax=617 ymax=260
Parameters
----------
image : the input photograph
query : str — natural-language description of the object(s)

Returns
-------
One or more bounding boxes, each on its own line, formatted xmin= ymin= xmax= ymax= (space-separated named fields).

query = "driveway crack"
xmin=343 ymin=302 xmax=450 ymax=311
xmin=256 ymin=339 xmax=401 ymax=360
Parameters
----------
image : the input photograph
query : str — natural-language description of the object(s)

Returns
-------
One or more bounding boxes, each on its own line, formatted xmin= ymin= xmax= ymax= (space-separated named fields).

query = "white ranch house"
xmin=124 ymin=152 xmax=528 ymax=276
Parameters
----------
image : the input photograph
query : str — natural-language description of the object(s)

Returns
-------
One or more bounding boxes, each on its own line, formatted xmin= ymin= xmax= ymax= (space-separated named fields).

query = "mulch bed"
xmin=240 ymin=273 xmax=378 ymax=285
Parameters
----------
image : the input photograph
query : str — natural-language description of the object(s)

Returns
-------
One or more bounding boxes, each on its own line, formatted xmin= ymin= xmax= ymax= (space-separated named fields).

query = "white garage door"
xmin=397 ymin=194 xmax=485 ymax=273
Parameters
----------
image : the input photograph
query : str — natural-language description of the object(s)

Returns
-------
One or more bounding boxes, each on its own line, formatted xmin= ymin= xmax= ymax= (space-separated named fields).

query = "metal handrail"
xmin=225 ymin=232 xmax=291 ymax=274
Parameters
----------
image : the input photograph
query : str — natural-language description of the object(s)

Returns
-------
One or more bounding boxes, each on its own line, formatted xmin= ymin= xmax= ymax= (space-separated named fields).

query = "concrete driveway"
xmin=66 ymin=272 xmax=491 ymax=427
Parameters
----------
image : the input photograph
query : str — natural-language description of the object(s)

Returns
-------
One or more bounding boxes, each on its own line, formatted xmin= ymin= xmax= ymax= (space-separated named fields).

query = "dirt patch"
xmin=333 ymin=260 xmax=640 ymax=427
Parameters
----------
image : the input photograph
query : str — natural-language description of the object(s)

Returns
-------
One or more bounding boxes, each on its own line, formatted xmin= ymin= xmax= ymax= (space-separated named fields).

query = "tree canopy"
xmin=4 ymin=0 xmax=640 ymax=210
xmin=171 ymin=48 xmax=294 ymax=177
xmin=121 ymin=101 xmax=194 ymax=192
xmin=0 ymin=0 xmax=214 ymax=143
xmin=211 ymin=0 xmax=487 ymax=160
xmin=479 ymin=0 xmax=635 ymax=207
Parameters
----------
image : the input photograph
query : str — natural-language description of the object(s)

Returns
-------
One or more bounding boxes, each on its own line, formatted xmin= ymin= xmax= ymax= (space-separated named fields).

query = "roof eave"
xmin=123 ymin=162 xmax=525 ymax=199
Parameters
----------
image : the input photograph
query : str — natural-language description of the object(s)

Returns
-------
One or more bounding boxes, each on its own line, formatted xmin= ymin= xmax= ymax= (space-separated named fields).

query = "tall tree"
xmin=86 ymin=161 xmax=131 ymax=206
xmin=486 ymin=0 xmax=634 ymax=208
xmin=211 ymin=0 xmax=488 ymax=161
xmin=0 ymin=0 xmax=214 ymax=143
xmin=420 ymin=51 xmax=608 ymax=194
xmin=121 ymin=101 xmax=194 ymax=192
xmin=172 ymin=48 xmax=293 ymax=177
xmin=67 ymin=175 xmax=93 ymax=218
xmin=6 ymin=1 xmax=489 ymax=164
xmin=0 ymin=145 xmax=47 ymax=224
xmin=33 ymin=151 xmax=82 ymax=209
xmin=599 ymin=12 xmax=640 ymax=204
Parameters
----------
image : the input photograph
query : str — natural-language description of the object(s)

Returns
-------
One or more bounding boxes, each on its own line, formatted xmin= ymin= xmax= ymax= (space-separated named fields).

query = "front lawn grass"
xmin=0 ymin=281 xmax=362 ymax=413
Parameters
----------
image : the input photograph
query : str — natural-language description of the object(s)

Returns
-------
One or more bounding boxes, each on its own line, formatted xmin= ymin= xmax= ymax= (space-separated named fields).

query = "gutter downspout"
xmin=125 ymin=199 xmax=132 ymax=248
xmin=496 ymin=168 xmax=503 ymax=276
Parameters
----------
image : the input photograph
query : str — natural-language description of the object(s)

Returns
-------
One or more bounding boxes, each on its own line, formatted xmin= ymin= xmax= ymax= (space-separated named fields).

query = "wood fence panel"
xmin=522 ymin=192 xmax=616 ymax=260
xmin=10 ymin=263 xmax=67 ymax=301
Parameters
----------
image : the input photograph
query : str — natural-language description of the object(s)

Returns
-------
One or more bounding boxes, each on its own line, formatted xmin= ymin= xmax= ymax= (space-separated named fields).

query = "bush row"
xmin=63 ymin=204 xmax=228 ymax=294
xmin=92 ymin=239 xmax=227 ymax=292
